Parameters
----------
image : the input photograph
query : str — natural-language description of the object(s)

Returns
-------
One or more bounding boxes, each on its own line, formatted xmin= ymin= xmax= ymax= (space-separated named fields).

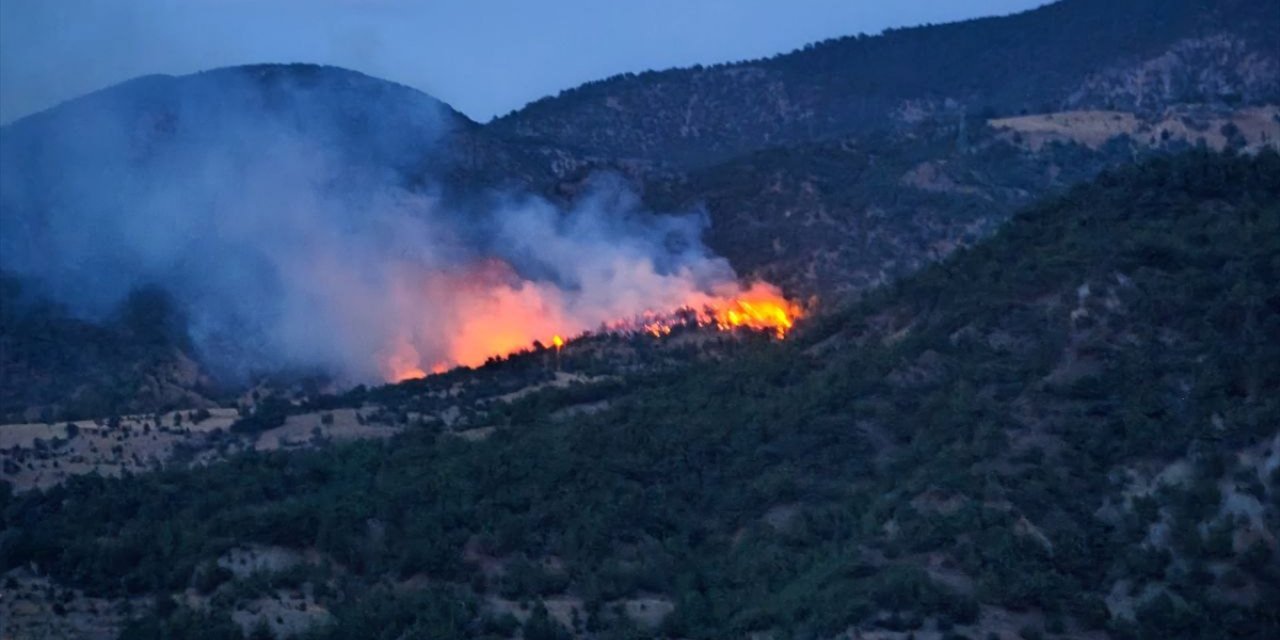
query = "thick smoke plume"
xmin=0 ymin=66 xmax=771 ymax=383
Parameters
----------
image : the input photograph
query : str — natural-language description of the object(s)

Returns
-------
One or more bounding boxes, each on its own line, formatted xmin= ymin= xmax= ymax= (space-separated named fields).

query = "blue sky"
xmin=0 ymin=0 xmax=1048 ymax=124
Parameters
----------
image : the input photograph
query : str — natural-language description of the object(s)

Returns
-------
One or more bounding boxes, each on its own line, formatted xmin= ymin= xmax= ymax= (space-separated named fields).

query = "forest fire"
xmin=625 ymin=282 xmax=802 ymax=340
xmin=383 ymin=268 xmax=802 ymax=383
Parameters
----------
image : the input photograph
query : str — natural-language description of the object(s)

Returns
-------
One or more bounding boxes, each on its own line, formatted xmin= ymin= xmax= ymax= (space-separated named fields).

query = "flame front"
xmin=379 ymin=260 xmax=802 ymax=382
xmin=705 ymin=282 xmax=800 ymax=338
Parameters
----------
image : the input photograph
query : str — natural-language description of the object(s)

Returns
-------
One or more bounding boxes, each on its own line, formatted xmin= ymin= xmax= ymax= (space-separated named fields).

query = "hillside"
xmin=4 ymin=151 xmax=1277 ymax=639
xmin=0 ymin=278 xmax=218 ymax=422
xmin=0 ymin=64 xmax=569 ymax=420
xmin=4 ymin=0 xmax=1280 ymax=428
xmin=492 ymin=0 xmax=1279 ymax=167
xmin=642 ymin=105 xmax=1280 ymax=296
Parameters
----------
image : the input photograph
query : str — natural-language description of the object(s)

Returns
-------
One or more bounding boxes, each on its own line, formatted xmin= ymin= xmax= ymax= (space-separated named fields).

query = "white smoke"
xmin=0 ymin=66 xmax=741 ymax=382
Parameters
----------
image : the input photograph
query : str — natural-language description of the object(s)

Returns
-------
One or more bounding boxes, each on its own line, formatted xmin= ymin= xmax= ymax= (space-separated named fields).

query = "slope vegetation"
xmin=3 ymin=151 xmax=1277 ymax=639
xmin=493 ymin=0 xmax=1279 ymax=166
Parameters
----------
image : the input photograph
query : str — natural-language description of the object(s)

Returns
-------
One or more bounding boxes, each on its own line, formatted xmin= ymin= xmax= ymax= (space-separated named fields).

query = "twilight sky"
xmin=0 ymin=0 xmax=1047 ymax=125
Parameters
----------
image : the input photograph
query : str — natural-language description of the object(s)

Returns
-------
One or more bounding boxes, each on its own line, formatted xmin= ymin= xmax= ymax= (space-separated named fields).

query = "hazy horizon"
xmin=0 ymin=0 xmax=1048 ymax=125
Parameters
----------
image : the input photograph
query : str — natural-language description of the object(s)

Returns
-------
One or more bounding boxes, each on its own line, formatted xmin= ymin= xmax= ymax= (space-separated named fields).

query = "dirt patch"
xmin=621 ymin=596 xmax=675 ymax=629
xmin=0 ymin=409 xmax=239 ymax=492
xmin=924 ymin=553 xmax=975 ymax=596
xmin=550 ymin=400 xmax=611 ymax=421
xmin=1 ymin=406 xmax=399 ymax=492
xmin=1 ymin=570 xmax=137 ymax=640
xmin=453 ymin=426 xmax=497 ymax=442
xmin=990 ymin=106 xmax=1280 ymax=153
xmin=229 ymin=590 xmax=330 ymax=639
xmin=217 ymin=545 xmax=320 ymax=578
xmin=990 ymin=110 xmax=1142 ymax=150
xmin=483 ymin=594 xmax=672 ymax=631
xmin=1014 ymin=515 xmax=1055 ymax=554
xmin=485 ymin=595 xmax=584 ymax=629
xmin=253 ymin=408 xmax=391 ymax=451
xmin=900 ymin=161 xmax=984 ymax=196
xmin=492 ymin=371 xmax=603 ymax=404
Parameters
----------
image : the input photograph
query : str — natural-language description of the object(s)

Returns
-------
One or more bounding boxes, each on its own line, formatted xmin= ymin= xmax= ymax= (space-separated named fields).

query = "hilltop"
xmin=492 ymin=0 xmax=1279 ymax=167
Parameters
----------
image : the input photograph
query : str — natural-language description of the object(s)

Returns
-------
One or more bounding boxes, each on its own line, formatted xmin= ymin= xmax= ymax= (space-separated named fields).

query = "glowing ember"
xmin=645 ymin=323 xmax=673 ymax=337
xmin=617 ymin=282 xmax=803 ymax=341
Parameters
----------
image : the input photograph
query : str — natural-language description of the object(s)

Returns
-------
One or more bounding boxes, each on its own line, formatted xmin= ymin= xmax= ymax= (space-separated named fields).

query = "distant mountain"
xmin=0 ymin=64 xmax=482 ymax=202
xmin=0 ymin=63 xmax=593 ymax=210
xmin=0 ymin=64 xmax=466 ymax=298
xmin=492 ymin=0 xmax=1279 ymax=167
xmin=13 ymin=64 xmax=461 ymax=159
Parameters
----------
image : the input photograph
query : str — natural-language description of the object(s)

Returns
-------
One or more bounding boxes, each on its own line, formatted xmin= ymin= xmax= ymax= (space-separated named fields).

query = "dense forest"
xmin=4 ymin=151 xmax=1277 ymax=638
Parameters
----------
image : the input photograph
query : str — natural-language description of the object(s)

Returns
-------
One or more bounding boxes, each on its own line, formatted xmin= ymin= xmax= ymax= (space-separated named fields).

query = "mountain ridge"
xmin=491 ymin=0 xmax=1279 ymax=167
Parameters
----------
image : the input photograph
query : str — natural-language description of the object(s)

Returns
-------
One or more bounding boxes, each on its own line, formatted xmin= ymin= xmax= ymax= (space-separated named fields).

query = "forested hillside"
xmin=5 ymin=0 xmax=1278 ymax=420
xmin=493 ymin=0 xmax=1279 ymax=166
xmin=644 ymin=118 xmax=1136 ymax=296
xmin=643 ymin=104 xmax=1280 ymax=296
xmin=0 ymin=279 xmax=215 ymax=422
xmin=4 ymin=151 xmax=1277 ymax=639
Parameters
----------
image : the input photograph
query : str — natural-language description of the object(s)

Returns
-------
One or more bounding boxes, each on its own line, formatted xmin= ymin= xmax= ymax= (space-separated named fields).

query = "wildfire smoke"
xmin=0 ymin=73 xmax=801 ymax=387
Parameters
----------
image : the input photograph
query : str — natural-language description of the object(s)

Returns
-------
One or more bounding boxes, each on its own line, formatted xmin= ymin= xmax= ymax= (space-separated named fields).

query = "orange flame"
xmin=703 ymin=282 xmax=801 ymax=339
xmin=620 ymin=282 xmax=803 ymax=341
xmin=379 ymin=260 xmax=802 ymax=383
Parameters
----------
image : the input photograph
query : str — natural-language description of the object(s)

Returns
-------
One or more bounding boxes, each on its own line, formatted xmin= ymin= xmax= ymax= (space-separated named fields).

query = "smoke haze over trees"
xmin=0 ymin=66 xmax=755 ymax=382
